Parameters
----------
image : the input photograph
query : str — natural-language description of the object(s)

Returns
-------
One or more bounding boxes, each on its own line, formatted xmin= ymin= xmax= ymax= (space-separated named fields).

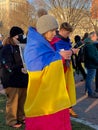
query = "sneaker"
xmin=10 ymin=122 xmax=22 ymax=128
xmin=18 ymin=119 xmax=25 ymax=124
xmin=88 ymin=93 xmax=98 ymax=98
xmin=69 ymin=108 xmax=78 ymax=118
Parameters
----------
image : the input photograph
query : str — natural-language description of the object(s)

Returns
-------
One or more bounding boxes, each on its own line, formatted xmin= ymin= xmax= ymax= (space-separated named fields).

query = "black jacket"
xmin=84 ymin=38 xmax=98 ymax=69
xmin=1 ymin=44 xmax=28 ymax=88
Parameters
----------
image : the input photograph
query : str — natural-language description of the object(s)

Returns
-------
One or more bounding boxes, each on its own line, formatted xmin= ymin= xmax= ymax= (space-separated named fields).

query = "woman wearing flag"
xmin=24 ymin=15 xmax=76 ymax=130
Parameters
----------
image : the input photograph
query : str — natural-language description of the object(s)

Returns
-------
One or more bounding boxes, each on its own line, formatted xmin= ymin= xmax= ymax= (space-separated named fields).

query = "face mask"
xmin=17 ymin=34 xmax=27 ymax=43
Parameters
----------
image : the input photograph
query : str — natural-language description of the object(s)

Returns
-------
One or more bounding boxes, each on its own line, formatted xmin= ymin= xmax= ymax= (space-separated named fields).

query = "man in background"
xmin=84 ymin=32 xmax=98 ymax=98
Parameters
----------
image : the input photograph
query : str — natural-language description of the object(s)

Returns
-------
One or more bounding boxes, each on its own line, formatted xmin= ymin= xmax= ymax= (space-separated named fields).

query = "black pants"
xmin=72 ymin=55 xmax=86 ymax=80
xmin=76 ymin=62 xmax=86 ymax=80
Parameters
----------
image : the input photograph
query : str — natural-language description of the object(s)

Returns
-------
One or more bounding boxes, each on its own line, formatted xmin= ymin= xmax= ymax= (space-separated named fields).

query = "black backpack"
xmin=77 ymin=45 xmax=85 ymax=62
xmin=74 ymin=41 xmax=85 ymax=63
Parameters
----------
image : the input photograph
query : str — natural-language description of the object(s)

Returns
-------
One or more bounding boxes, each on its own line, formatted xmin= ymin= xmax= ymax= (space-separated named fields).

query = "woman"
xmin=1 ymin=26 xmax=28 ymax=128
xmin=24 ymin=15 xmax=76 ymax=130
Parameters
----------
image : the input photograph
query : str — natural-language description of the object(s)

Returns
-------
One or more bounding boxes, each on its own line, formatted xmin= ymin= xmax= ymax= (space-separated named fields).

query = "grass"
xmin=0 ymin=94 xmax=95 ymax=130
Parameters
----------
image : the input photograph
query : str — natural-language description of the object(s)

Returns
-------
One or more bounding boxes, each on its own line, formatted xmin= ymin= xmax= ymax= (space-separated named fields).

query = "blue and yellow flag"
xmin=24 ymin=27 xmax=76 ymax=117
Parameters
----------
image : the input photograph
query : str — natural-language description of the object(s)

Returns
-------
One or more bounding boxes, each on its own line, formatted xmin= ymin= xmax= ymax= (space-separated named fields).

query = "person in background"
xmin=94 ymin=32 xmax=98 ymax=93
xmin=50 ymin=22 xmax=79 ymax=118
xmin=74 ymin=35 xmax=86 ymax=80
xmin=82 ymin=32 xmax=89 ymax=41
xmin=0 ymin=34 xmax=3 ymax=45
xmin=0 ymin=34 xmax=3 ymax=80
xmin=84 ymin=31 xmax=98 ymax=98
xmin=24 ymin=15 xmax=76 ymax=130
xmin=1 ymin=26 xmax=28 ymax=128
xmin=37 ymin=8 xmax=48 ymax=18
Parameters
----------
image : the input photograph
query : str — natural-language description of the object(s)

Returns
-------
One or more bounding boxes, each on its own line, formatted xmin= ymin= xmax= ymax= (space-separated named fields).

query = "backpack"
xmin=74 ymin=41 xmax=85 ymax=63
xmin=77 ymin=45 xmax=85 ymax=62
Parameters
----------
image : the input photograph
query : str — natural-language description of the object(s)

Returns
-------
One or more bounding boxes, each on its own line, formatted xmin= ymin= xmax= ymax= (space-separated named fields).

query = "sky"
xmin=28 ymin=0 xmax=33 ymax=3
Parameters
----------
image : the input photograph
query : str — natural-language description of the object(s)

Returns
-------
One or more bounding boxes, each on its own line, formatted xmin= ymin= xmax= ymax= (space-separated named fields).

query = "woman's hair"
xmin=2 ymin=37 xmax=15 ymax=46
xmin=82 ymin=32 xmax=89 ymax=40
xmin=60 ymin=22 xmax=73 ymax=32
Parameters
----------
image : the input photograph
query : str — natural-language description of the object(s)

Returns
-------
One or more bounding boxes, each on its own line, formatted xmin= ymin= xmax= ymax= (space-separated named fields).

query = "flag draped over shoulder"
xmin=24 ymin=27 xmax=76 ymax=118
xmin=64 ymin=63 xmax=76 ymax=105
xmin=50 ymin=36 xmax=76 ymax=107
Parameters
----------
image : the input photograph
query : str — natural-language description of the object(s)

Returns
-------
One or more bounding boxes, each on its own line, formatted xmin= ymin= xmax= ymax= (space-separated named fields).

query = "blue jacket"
xmin=51 ymin=34 xmax=72 ymax=51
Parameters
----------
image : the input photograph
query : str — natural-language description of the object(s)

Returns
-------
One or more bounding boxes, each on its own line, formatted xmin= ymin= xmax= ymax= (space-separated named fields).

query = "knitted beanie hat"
xmin=36 ymin=15 xmax=58 ymax=34
xmin=10 ymin=26 xmax=24 ymax=37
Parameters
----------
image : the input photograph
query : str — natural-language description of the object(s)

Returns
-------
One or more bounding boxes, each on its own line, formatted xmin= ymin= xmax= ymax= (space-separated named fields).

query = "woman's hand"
xmin=59 ymin=50 xmax=72 ymax=60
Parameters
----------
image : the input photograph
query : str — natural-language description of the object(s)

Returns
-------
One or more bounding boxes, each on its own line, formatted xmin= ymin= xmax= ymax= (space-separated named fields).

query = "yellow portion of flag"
xmin=65 ymin=62 xmax=76 ymax=106
xmin=24 ymin=60 xmax=76 ymax=117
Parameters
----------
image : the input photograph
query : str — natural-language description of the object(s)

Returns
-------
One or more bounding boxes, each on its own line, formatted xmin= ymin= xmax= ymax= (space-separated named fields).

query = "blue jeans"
xmin=85 ymin=69 xmax=96 ymax=95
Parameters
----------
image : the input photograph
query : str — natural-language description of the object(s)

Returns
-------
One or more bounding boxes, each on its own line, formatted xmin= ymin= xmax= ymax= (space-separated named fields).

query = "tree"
xmin=0 ymin=9 xmax=9 ymax=35
xmin=88 ymin=0 xmax=98 ymax=32
xmin=0 ymin=0 xmax=36 ymax=35
xmin=8 ymin=1 xmax=36 ymax=32
xmin=33 ymin=0 xmax=91 ymax=30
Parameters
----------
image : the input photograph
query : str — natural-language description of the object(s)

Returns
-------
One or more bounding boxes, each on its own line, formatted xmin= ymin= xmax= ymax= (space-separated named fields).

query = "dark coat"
xmin=84 ymin=38 xmax=98 ymax=69
xmin=1 ymin=44 xmax=28 ymax=88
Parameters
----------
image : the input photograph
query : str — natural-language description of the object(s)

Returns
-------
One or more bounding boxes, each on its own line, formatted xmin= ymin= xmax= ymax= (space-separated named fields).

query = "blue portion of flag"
xmin=24 ymin=27 xmax=61 ymax=71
